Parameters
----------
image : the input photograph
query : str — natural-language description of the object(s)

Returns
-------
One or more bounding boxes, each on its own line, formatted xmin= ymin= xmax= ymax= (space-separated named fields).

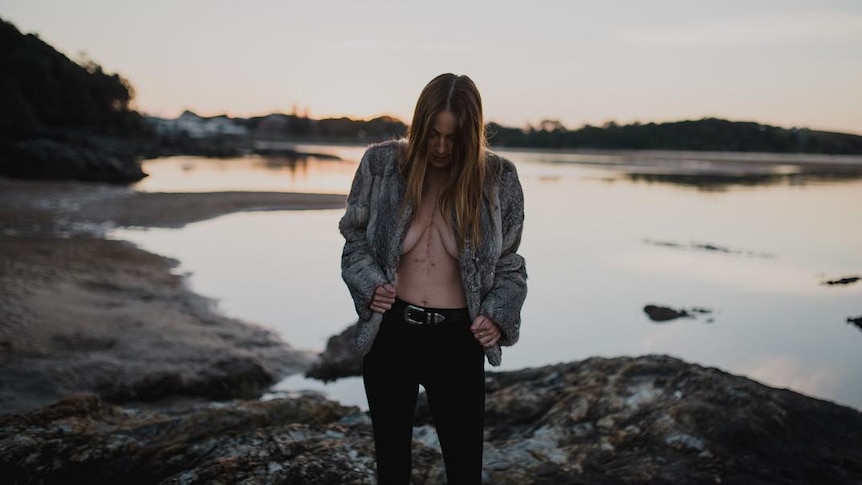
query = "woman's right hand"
xmin=370 ymin=283 xmax=396 ymax=314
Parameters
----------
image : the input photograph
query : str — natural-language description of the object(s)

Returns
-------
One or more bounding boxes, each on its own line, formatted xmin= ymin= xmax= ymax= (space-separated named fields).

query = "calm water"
xmin=112 ymin=143 xmax=862 ymax=411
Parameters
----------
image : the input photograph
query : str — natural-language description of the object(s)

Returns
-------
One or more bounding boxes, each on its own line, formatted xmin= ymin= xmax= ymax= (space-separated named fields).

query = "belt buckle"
xmin=404 ymin=304 xmax=446 ymax=325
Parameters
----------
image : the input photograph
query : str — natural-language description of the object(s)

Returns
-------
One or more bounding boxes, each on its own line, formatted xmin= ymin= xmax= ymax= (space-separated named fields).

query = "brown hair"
xmin=400 ymin=73 xmax=487 ymax=247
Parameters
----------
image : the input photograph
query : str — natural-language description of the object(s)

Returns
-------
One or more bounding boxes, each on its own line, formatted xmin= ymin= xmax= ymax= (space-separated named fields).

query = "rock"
xmin=3 ymin=355 xmax=861 ymax=484
xmin=97 ymin=355 xmax=275 ymax=403
xmin=643 ymin=305 xmax=714 ymax=323
xmin=644 ymin=304 xmax=691 ymax=322
xmin=823 ymin=276 xmax=861 ymax=286
xmin=305 ymin=323 xmax=363 ymax=382
xmin=482 ymin=355 xmax=862 ymax=484
xmin=0 ymin=393 xmax=373 ymax=485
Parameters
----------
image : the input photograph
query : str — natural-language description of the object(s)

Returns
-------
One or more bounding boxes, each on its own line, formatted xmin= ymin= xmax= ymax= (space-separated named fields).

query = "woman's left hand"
xmin=470 ymin=315 xmax=501 ymax=348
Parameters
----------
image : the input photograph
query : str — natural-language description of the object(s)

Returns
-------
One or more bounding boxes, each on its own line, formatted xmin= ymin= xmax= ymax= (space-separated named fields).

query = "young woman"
xmin=339 ymin=73 xmax=527 ymax=484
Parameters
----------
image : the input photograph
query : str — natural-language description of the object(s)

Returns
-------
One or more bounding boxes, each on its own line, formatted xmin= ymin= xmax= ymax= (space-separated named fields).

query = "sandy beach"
xmin=0 ymin=177 xmax=347 ymax=415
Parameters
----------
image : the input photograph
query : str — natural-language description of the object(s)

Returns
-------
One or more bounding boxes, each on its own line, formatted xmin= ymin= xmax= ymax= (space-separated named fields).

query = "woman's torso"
xmin=396 ymin=183 xmax=467 ymax=309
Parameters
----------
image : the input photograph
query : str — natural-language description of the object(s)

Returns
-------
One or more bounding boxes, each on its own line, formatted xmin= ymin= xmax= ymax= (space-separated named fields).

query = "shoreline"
xmin=0 ymin=176 xmax=346 ymax=415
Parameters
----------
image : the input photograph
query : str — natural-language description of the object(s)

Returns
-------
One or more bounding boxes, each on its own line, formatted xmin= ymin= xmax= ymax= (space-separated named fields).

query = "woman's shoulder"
xmin=484 ymin=148 xmax=520 ymax=180
xmin=365 ymin=139 xmax=406 ymax=160
xmin=362 ymin=138 xmax=406 ymax=170
xmin=484 ymin=149 xmax=524 ymax=210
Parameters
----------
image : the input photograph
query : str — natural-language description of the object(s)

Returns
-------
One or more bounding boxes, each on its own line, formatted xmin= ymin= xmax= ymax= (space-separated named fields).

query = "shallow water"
xmin=111 ymin=143 xmax=862 ymax=410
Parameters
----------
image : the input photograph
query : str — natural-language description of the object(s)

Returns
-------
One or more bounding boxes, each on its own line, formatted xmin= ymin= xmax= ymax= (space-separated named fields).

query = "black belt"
xmin=392 ymin=298 xmax=469 ymax=326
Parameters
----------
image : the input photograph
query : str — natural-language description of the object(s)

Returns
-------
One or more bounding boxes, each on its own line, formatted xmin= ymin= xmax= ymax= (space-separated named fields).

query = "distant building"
xmin=146 ymin=111 xmax=249 ymax=138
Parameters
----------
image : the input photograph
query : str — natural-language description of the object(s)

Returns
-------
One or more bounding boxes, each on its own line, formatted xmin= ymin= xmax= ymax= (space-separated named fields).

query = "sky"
xmin=2 ymin=0 xmax=862 ymax=134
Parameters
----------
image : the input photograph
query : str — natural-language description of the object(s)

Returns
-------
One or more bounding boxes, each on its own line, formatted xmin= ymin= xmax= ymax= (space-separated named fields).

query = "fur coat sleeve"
xmin=338 ymin=146 xmax=390 ymax=323
xmin=463 ymin=154 xmax=528 ymax=366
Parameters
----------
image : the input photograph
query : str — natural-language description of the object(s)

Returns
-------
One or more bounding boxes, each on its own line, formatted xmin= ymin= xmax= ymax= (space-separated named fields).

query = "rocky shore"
xmin=2 ymin=355 xmax=862 ymax=484
xmin=2 ymin=175 xmax=862 ymax=484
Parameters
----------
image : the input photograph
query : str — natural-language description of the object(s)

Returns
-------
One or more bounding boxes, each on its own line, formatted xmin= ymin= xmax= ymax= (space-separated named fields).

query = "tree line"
xmin=237 ymin=114 xmax=862 ymax=155
xmin=2 ymin=15 xmax=861 ymax=155
xmin=485 ymin=118 xmax=862 ymax=155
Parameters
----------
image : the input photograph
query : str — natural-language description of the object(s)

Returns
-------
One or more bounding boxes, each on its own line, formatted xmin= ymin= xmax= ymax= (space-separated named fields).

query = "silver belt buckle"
xmin=404 ymin=304 xmax=446 ymax=325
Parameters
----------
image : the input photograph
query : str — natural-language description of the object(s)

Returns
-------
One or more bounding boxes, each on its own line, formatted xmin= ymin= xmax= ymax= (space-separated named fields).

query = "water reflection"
xmin=642 ymin=239 xmax=775 ymax=258
xmin=624 ymin=170 xmax=862 ymax=190
xmin=253 ymin=141 xmax=342 ymax=161
xmin=134 ymin=155 xmax=357 ymax=194
xmin=498 ymin=147 xmax=862 ymax=189
xmin=257 ymin=156 xmax=313 ymax=171
xmin=135 ymin=143 xmax=368 ymax=195
xmin=138 ymin=144 xmax=862 ymax=193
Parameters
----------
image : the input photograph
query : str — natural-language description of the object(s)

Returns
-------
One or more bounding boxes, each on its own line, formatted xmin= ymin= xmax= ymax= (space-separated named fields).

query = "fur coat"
xmin=338 ymin=139 xmax=527 ymax=366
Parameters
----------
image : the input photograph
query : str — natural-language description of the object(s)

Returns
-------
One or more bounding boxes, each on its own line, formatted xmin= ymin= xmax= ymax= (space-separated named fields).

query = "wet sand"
xmin=0 ymin=177 xmax=347 ymax=415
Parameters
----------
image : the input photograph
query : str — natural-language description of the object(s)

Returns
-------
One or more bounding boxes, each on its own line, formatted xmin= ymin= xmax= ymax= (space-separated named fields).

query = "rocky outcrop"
xmin=0 ymin=393 xmax=374 ymax=485
xmin=3 ymin=355 xmax=861 ymax=484
xmin=305 ymin=323 xmax=362 ymax=382
xmin=643 ymin=305 xmax=691 ymax=322
xmin=643 ymin=305 xmax=713 ymax=323
xmin=96 ymin=355 xmax=276 ymax=403
xmin=0 ymin=136 xmax=147 ymax=183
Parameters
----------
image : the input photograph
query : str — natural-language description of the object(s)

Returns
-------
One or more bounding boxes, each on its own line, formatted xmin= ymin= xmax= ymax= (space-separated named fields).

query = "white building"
xmin=147 ymin=111 xmax=249 ymax=138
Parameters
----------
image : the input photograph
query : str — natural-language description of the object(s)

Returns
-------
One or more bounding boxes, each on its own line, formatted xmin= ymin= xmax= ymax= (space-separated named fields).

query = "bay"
xmin=110 ymin=143 xmax=862 ymax=410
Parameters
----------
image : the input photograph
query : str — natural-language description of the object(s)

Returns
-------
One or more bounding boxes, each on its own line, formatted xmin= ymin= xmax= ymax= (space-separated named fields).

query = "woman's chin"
xmin=428 ymin=158 xmax=452 ymax=169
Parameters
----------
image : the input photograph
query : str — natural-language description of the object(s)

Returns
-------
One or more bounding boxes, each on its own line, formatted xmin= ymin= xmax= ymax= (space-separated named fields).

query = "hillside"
xmin=0 ymin=18 xmax=142 ymax=136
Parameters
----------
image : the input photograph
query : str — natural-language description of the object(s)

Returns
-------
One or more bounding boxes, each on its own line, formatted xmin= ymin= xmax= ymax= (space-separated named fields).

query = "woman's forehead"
xmin=431 ymin=111 xmax=457 ymax=134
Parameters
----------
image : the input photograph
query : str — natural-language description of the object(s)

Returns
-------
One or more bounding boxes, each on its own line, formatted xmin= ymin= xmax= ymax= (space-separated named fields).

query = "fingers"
xmin=369 ymin=301 xmax=391 ymax=313
xmin=471 ymin=315 xmax=501 ymax=348
xmin=369 ymin=284 xmax=396 ymax=314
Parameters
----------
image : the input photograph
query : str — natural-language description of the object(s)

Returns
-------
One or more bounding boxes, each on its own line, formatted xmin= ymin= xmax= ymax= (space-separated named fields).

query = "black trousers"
xmin=363 ymin=298 xmax=486 ymax=484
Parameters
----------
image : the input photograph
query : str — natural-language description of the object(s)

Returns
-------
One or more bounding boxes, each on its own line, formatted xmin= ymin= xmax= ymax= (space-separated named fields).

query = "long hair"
xmin=400 ymin=73 xmax=487 ymax=247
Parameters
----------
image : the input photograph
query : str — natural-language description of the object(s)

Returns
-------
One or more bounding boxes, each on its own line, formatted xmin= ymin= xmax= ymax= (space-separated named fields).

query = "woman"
xmin=339 ymin=73 xmax=527 ymax=484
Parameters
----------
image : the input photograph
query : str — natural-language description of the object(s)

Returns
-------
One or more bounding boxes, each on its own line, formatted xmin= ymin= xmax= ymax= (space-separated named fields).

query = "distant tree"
xmin=0 ymin=17 xmax=143 ymax=136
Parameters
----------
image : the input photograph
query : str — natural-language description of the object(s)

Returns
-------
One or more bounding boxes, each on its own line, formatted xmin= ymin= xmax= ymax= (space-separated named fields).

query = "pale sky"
xmin=3 ymin=0 xmax=862 ymax=134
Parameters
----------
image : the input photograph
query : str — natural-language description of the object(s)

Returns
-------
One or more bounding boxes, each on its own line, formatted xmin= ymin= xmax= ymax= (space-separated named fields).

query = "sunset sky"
xmin=3 ymin=0 xmax=861 ymax=134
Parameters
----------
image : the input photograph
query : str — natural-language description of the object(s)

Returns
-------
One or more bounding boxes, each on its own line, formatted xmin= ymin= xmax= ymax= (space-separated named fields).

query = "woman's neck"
xmin=424 ymin=165 xmax=450 ymax=191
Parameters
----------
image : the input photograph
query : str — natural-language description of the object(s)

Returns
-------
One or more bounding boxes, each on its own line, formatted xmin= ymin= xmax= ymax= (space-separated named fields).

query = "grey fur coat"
xmin=339 ymin=139 xmax=527 ymax=366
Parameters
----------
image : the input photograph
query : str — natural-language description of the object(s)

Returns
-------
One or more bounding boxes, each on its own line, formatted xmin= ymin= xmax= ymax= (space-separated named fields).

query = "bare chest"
xmin=401 ymin=197 xmax=459 ymax=260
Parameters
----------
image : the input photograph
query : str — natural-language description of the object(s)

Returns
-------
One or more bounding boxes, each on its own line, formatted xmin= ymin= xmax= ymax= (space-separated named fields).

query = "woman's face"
xmin=427 ymin=111 xmax=457 ymax=170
